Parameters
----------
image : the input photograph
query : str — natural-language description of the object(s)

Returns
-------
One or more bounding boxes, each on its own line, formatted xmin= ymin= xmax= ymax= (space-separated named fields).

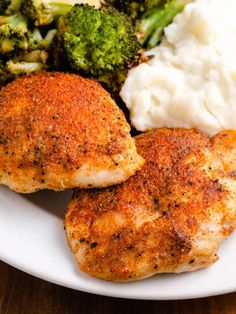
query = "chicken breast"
xmin=0 ymin=72 xmax=144 ymax=193
xmin=65 ymin=128 xmax=236 ymax=282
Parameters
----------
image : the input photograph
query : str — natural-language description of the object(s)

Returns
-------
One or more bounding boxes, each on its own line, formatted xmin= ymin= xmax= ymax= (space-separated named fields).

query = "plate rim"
xmin=1 ymin=254 xmax=236 ymax=300
xmin=0 ymin=187 xmax=235 ymax=301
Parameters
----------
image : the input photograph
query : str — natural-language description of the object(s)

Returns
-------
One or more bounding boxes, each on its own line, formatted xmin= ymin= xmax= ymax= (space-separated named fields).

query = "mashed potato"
xmin=120 ymin=0 xmax=236 ymax=136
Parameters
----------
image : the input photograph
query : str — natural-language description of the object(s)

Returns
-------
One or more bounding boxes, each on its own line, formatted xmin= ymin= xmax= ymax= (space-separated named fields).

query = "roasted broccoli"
xmin=0 ymin=0 xmax=23 ymax=15
xmin=108 ymin=0 xmax=191 ymax=48
xmin=6 ymin=59 xmax=46 ymax=74
xmin=0 ymin=48 xmax=50 ymax=86
xmin=0 ymin=0 xmax=11 ymax=14
xmin=21 ymin=0 xmax=90 ymax=26
xmin=136 ymin=0 xmax=192 ymax=48
xmin=107 ymin=0 xmax=164 ymax=20
xmin=57 ymin=4 xmax=140 ymax=78
xmin=0 ymin=12 xmax=57 ymax=54
xmin=0 ymin=12 xmax=57 ymax=86
xmin=0 ymin=13 xmax=30 ymax=54
xmin=0 ymin=48 xmax=50 ymax=84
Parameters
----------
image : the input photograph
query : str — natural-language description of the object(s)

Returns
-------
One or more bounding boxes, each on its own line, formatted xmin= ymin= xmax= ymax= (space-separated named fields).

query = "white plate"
xmin=0 ymin=186 xmax=235 ymax=300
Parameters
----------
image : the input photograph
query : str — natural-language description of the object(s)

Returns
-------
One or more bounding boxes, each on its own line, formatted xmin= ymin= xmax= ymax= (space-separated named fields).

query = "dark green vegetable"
xmin=108 ymin=0 xmax=191 ymax=49
xmin=0 ymin=0 xmax=23 ymax=15
xmin=57 ymin=4 xmax=140 ymax=77
xmin=0 ymin=0 xmax=11 ymax=14
xmin=22 ymin=0 xmax=82 ymax=26
xmin=136 ymin=0 xmax=191 ymax=48
xmin=107 ymin=0 xmax=164 ymax=20
xmin=0 ymin=13 xmax=29 ymax=54
xmin=0 ymin=11 xmax=57 ymax=86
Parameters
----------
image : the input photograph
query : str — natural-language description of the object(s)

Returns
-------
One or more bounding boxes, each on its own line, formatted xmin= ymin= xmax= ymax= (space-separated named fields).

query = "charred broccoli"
xmin=136 ymin=0 xmax=192 ymax=48
xmin=108 ymin=0 xmax=191 ymax=48
xmin=57 ymin=4 xmax=140 ymax=78
xmin=21 ymin=0 xmax=96 ymax=26
xmin=5 ymin=47 xmax=50 ymax=77
xmin=0 ymin=53 xmax=47 ymax=88
xmin=0 ymin=0 xmax=23 ymax=15
xmin=0 ymin=13 xmax=29 ymax=53
xmin=6 ymin=58 xmax=47 ymax=74
xmin=0 ymin=11 xmax=57 ymax=86
xmin=0 ymin=0 xmax=11 ymax=14
xmin=107 ymin=0 xmax=164 ymax=20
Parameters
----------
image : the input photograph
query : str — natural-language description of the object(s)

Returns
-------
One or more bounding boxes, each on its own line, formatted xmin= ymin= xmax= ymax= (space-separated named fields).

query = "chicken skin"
xmin=65 ymin=129 xmax=236 ymax=281
xmin=0 ymin=72 xmax=144 ymax=193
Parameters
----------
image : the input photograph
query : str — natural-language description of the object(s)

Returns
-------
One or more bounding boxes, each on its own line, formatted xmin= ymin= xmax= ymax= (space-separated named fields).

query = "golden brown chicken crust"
xmin=0 ymin=72 xmax=144 ymax=193
xmin=65 ymin=129 xmax=236 ymax=281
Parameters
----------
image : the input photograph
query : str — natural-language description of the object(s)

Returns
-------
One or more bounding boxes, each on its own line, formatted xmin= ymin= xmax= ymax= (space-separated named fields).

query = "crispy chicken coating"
xmin=65 ymin=128 xmax=236 ymax=281
xmin=0 ymin=72 xmax=144 ymax=193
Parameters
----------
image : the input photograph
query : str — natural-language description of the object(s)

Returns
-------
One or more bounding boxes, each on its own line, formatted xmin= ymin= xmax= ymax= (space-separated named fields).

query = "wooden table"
xmin=0 ymin=261 xmax=235 ymax=314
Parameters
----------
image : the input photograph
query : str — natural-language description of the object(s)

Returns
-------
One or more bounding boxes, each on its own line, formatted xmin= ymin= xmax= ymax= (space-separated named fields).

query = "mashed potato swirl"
xmin=120 ymin=0 xmax=236 ymax=136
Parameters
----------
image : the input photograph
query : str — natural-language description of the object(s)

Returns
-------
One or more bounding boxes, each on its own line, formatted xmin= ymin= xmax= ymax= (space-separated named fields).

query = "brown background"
xmin=0 ymin=261 xmax=235 ymax=314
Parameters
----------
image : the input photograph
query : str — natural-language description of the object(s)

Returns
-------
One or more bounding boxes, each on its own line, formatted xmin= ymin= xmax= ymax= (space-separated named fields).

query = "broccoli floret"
xmin=0 ymin=0 xmax=11 ymax=14
xmin=0 ymin=50 xmax=48 ymax=87
xmin=0 ymin=13 xmax=29 ymax=53
xmin=0 ymin=48 xmax=49 ymax=86
xmin=22 ymin=0 xmax=87 ymax=26
xmin=0 ymin=16 xmax=57 ymax=86
xmin=106 ymin=0 xmax=144 ymax=19
xmin=3 ymin=49 xmax=48 ymax=79
xmin=0 ymin=0 xmax=23 ymax=15
xmin=4 ymin=28 xmax=57 ymax=75
xmin=57 ymin=4 xmax=140 ymax=77
xmin=136 ymin=0 xmax=192 ymax=48
xmin=107 ymin=0 xmax=164 ymax=20
xmin=109 ymin=0 xmax=191 ymax=48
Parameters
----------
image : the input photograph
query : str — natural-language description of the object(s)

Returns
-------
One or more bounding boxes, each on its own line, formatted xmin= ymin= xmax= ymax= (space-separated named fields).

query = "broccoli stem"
xmin=30 ymin=28 xmax=43 ymax=43
xmin=43 ymin=29 xmax=58 ymax=47
xmin=137 ymin=0 xmax=191 ymax=48
xmin=0 ymin=13 xmax=28 ymax=32
xmin=7 ymin=60 xmax=46 ymax=74
xmin=18 ymin=50 xmax=48 ymax=63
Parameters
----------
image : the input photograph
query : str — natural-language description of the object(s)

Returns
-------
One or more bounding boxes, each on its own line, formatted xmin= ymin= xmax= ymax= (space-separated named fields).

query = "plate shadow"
xmin=21 ymin=190 xmax=73 ymax=219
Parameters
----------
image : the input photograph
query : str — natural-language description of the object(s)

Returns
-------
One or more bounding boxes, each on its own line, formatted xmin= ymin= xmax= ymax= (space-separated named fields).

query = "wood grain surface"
xmin=0 ymin=261 xmax=235 ymax=314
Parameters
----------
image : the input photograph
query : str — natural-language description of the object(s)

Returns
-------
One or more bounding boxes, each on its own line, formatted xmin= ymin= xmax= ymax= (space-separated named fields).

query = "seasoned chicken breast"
xmin=65 ymin=129 xmax=236 ymax=281
xmin=0 ymin=72 xmax=144 ymax=193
